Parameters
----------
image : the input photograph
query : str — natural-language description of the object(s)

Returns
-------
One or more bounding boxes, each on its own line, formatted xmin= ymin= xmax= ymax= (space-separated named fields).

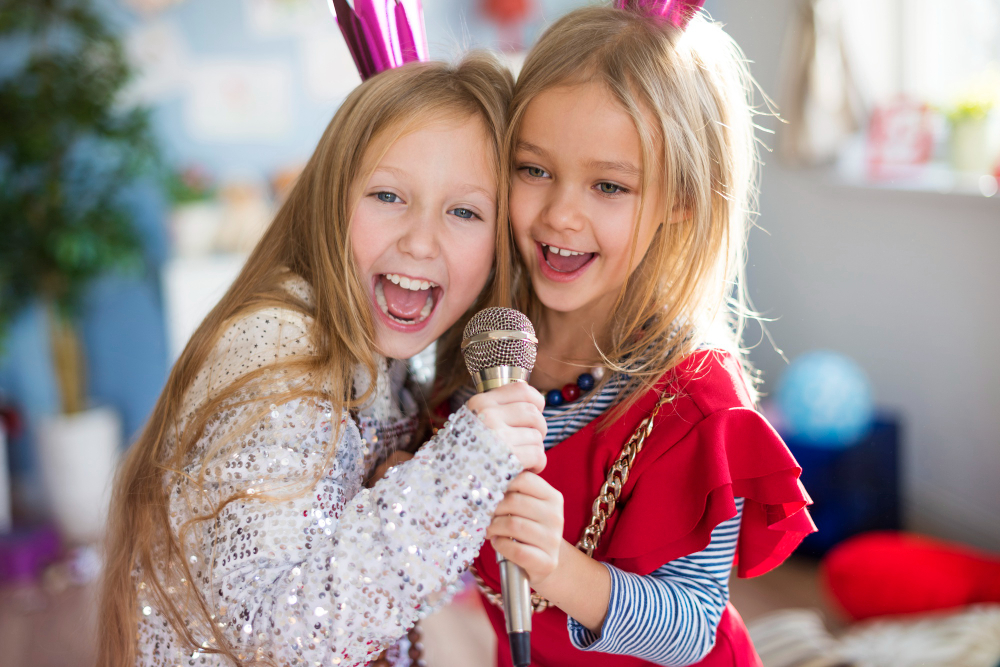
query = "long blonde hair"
xmin=98 ymin=53 xmax=514 ymax=667
xmin=509 ymin=4 xmax=761 ymax=411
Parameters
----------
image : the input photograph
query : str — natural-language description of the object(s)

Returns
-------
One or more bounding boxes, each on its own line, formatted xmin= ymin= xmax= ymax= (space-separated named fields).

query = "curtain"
xmin=778 ymin=0 xmax=866 ymax=166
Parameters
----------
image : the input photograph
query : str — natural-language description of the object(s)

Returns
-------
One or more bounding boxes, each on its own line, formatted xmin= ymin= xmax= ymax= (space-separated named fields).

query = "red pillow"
xmin=821 ymin=531 xmax=1000 ymax=621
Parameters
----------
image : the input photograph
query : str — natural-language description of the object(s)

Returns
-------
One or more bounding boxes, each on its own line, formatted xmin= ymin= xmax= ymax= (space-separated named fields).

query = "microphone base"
xmin=508 ymin=631 xmax=531 ymax=667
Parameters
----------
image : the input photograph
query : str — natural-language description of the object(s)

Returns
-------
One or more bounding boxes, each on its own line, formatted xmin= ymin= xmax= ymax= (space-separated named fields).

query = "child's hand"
xmin=365 ymin=450 xmax=414 ymax=488
xmin=487 ymin=472 xmax=564 ymax=587
xmin=467 ymin=382 xmax=547 ymax=474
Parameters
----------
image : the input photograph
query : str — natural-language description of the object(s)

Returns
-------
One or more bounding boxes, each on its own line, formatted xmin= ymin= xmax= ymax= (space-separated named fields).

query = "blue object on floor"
xmin=785 ymin=412 xmax=902 ymax=557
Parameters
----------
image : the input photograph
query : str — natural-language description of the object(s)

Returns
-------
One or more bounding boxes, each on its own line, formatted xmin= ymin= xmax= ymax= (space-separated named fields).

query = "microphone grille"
xmin=462 ymin=307 xmax=537 ymax=376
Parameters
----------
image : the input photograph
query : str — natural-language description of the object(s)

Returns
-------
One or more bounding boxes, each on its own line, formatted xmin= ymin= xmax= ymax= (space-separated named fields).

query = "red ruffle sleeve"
xmin=582 ymin=350 xmax=816 ymax=577
xmin=604 ymin=405 xmax=815 ymax=576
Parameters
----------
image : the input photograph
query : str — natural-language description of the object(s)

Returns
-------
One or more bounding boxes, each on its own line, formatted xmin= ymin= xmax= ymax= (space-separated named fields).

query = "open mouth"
xmin=540 ymin=243 xmax=597 ymax=274
xmin=373 ymin=273 xmax=441 ymax=327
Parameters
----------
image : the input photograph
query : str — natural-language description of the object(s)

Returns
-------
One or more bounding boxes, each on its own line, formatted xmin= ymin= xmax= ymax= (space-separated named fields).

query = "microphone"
xmin=461 ymin=307 xmax=538 ymax=667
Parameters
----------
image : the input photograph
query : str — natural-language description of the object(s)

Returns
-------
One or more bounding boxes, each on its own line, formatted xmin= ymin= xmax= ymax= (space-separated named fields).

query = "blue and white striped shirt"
xmin=458 ymin=377 xmax=741 ymax=666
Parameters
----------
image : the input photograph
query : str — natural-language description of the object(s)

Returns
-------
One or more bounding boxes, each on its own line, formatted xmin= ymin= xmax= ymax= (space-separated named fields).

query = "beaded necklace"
xmin=543 ymin=366 xmax=606 ymax=407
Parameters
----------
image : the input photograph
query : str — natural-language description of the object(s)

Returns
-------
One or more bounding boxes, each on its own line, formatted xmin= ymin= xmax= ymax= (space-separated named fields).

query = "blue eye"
xmin=597 ymin=182 xmax=626 ymax=195
xmin=522 ymin=166 xmax=550 ymax=179
xmin=449 ymin=207 xmax=478 ymax=220
xmin=375 ymin=192 xmax=400 ymax=203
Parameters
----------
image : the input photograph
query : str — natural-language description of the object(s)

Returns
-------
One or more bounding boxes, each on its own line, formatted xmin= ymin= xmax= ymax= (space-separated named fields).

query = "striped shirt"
xmin=457 ymin=377 xmax=742 ymax=665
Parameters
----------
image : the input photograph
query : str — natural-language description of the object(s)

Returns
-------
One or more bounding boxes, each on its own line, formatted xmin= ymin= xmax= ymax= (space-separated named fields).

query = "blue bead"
xmin=545 ymin=389 xmax=565 ymax=407
xmin=577 ymin=373 xmax=595 ymax=391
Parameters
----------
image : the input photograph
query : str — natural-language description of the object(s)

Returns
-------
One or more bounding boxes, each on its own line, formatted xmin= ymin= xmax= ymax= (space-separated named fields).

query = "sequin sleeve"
xmin=189 ymin=397 xmax=520 ymax=667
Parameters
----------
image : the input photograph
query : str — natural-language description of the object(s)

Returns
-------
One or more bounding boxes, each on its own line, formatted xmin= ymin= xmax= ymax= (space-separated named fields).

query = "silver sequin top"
xmin=135 ymin=277 xmax=520 ymax=666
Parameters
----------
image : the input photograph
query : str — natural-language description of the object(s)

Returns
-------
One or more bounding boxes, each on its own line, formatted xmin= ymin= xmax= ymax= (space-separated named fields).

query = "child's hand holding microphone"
xmin=486 ymin=472 xmax=565 ymax=587
xmin=467 ymin=382 xmax=547 ymax=474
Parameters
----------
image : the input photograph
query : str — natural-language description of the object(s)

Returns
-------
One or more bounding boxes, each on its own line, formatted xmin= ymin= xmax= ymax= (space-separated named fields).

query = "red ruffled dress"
xmin=473 ymin=350 xmax=816 ymax=667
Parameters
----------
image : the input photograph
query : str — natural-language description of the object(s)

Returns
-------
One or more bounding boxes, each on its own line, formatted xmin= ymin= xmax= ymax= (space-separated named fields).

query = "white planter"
xmin=950 ymin=116 xmax=995 ymax=174
xmin=37 ymin=407 xmax=121 ymax=544
xmin=170 ymin=201 xmax=223 ymax=257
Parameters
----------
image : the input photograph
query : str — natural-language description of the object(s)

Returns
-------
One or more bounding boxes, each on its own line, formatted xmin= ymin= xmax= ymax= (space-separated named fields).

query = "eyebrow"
xmin=587 ymin=159 xmax=641 ymax=177
xmin=455 ymin=184 xmax=496 ymax=202
xmin=516 ymin=141 xmax=641 ymax=177
xmin=516 ymin=140 xmax=550 ymax=158
xmin=372 ymin=165 xmax=407 ymax=178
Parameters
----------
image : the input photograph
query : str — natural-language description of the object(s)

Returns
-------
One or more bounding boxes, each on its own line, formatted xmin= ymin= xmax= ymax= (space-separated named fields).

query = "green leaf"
xmin=0 ymin=0 xmax=161 ymax=344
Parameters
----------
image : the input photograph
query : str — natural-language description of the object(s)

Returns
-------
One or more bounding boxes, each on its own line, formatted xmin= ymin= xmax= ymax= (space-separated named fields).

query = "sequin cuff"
xmin=383 ymin=404 xmax=524 ymax=553
xmin=420 ymin=404 xmax=524 ymax=485
xmin=364 ymin=404 xmax=522 ymax=605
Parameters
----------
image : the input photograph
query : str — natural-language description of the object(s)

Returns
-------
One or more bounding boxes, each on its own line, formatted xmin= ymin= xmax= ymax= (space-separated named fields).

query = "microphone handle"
xmin=499 ymin=557 xmax=532 ymax=666
xmin=473 ymin=367 xmax=533 ymax=667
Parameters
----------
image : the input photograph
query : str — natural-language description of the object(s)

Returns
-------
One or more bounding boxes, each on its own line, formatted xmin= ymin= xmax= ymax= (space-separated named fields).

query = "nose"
xmin=397 ymin=205 xmax=441 ymax=260
xmin=541 ymin=182 xmax=586 ymax=234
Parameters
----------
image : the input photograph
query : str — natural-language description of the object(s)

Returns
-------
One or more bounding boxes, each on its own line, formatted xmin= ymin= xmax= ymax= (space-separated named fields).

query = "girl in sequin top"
xmin=98 ymin=53 xmax=547 ymax=667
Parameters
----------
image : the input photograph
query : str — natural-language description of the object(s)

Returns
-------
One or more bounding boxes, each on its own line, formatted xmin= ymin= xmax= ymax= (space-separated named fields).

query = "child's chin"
xmin=376 ymin=328 xmax=435 ymax=360
xmin=535 ymin=285 xmax=588 ymax=314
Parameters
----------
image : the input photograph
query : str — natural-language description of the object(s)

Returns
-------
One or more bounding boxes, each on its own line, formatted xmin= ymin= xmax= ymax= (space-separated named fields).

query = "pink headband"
xmin=616 ymin=0 xmax=705 ymax=28
xmin=328 ymin=0 xmax=429 ymax=81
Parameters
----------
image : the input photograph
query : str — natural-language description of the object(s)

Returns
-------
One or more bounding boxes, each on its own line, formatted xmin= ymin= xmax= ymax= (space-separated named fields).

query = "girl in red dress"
xmin=472 ymin=2 xmax=817 ymax=665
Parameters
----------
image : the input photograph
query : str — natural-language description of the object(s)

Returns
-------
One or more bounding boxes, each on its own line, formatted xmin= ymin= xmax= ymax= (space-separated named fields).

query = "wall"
xmin=720 ymin=0 xmax=1000 ymax=550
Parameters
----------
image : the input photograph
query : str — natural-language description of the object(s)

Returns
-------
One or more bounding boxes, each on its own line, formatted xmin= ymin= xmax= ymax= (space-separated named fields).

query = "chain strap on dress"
xmin=472 ymin=390 xmax=674 ymax=613
xmin=471 ymin=567 xmax=552 ymax=613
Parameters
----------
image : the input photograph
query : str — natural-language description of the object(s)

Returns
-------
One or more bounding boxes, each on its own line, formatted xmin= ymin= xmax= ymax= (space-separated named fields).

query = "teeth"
xmin=375 ymin=280 xmax=389 ymax=311
xmin=383 ymin=274 xmax=438 ymax=291
xmin=376 ymin=278 xmax=437 ymax=325
xmin=542 ymin=243 xmax=587 ymax=257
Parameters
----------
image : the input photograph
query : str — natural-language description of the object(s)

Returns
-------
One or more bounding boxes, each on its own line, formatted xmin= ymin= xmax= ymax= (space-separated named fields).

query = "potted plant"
xmin=948 ymin=100 xmax=993 ymax=174
xmin=947 ymin=68 xmax=1000 ymax=175
xmin=167 ymin=164 xmax=222 ymax=257
xmin=0 ymin=0 xmax=158 ymax=542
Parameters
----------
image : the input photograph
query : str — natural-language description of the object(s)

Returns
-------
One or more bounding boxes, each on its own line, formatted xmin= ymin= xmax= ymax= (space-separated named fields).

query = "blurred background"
xmin=1 ymin=0 xmax=998 ymax=666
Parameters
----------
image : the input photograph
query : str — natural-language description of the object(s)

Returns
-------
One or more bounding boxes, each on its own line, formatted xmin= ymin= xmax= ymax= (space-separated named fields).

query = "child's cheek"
xmin=509 ymin=184 xmax=534 ymax=237
xmin=451 ymin=234 xmax=495 ymax=308
xmin=348 ymin=201 xmax=389 ymax=279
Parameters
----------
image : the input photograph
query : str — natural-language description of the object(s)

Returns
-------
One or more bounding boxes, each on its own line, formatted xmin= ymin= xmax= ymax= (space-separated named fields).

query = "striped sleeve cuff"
xmin=567 ymin=562 xmax=633 ymax=652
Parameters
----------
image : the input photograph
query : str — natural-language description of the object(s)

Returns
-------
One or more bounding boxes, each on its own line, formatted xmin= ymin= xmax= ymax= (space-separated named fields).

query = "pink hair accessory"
xmin=328 ymin=0 xmax=429 ymax=80
xmin=616 ymin=0 xmax=705 ymax=28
